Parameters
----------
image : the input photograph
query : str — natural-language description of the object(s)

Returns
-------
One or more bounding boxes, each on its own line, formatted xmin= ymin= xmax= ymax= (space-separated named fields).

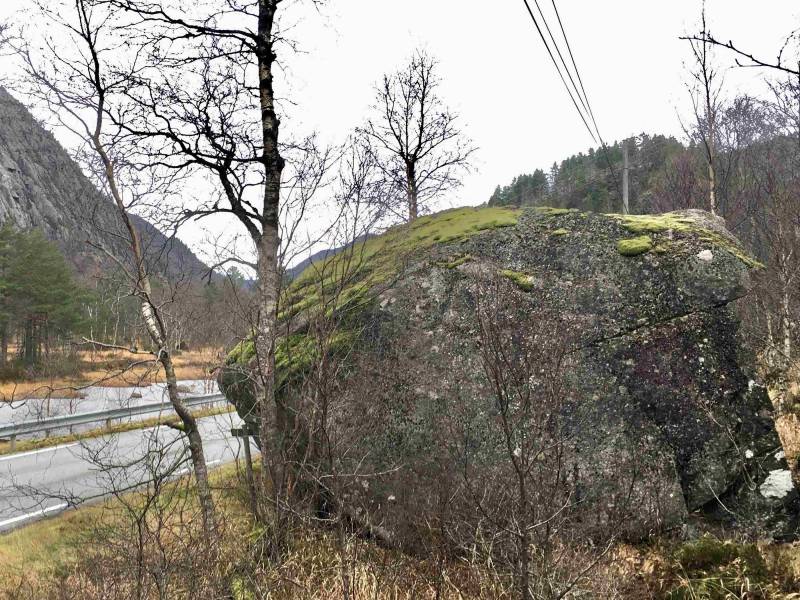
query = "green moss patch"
xmin=222 ymin=330 xmax=357 ymax=425
xmin=653 ymin=242 xmax=675 ymax=254
xmin=227 ymin=331 xmax=355 ymax=380
xmin=533 ymin=206 xmax=579 ymax=217
xmin=227 ymin=339 xmax=255 ymax=366
xmin=610 ymin=212 xmax=762 ymax=268
xmin=436 ymin=253 xmax=472 ymax=269
xmin=500 ymin=269 xmax=535 ymax=291
xmin=614 ymin=213 xmax=697 ymax=234
xmin=617 ymin=235 xmax=653 ymax=257
xmin=284 ymin=206 xmax=521 ymax=320
xmin=551 ymin=228 xmax=569 ymax=236
xmin=274 ymin=331 xmax=355 ymax=388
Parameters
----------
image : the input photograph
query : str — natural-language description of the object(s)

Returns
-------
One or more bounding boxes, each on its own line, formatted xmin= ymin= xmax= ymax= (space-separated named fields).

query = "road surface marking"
xmin=0 ymin=503 xmax=68 ymax=529
xmin=0 ymin=442 xmax=81 ymax=463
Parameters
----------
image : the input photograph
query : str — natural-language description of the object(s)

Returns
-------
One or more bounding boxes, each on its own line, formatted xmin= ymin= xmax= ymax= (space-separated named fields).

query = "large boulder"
xmin=220 ymin=206 xmax=799 ymax=543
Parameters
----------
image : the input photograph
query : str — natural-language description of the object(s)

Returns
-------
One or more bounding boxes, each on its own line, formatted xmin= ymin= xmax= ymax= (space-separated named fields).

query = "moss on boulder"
xmin=500 ymin=269 xmax=535 ymax=291
xmin=617 ymin=235 xmax=653 ymax=256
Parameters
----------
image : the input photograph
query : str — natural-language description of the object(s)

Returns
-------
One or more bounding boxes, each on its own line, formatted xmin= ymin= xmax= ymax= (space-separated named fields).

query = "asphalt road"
xmin=0 ymin=411 xmax=248 ymax=533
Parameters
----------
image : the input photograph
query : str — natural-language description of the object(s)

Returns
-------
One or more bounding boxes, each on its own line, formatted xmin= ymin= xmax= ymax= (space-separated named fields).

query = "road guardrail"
xmin=0 ymin=393 xmax=227 ymax=450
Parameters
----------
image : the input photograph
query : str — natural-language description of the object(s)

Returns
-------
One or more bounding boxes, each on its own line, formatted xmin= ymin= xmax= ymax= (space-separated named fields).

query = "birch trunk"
xmin=782 ymin=282 xmax=792 ymax=363
xmin=94 ymin=139 xmax=217 ymax=541
xmin=255 ymin=0 xmax=288 ymax=508
xmin=707 ymin=153 xmax=717 ymax=215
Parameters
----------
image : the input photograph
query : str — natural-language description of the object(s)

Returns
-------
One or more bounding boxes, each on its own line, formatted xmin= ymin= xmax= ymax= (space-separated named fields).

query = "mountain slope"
xmin=0 ymin=87 xmax=208 ymax=278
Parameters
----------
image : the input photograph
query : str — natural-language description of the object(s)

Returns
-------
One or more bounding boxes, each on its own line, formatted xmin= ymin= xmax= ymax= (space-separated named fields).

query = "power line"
xmin=530 ymin=0 xmax=593 ymax=127
xmin=548 ymin=0 xmax=620 ymax=201
xmin=520 ymin=0 xmax=597 ymax=144
xmin=549 ymin=0 xmax=601 ymax=139
xmin=523 ymin=0 xmax=623 ymax=203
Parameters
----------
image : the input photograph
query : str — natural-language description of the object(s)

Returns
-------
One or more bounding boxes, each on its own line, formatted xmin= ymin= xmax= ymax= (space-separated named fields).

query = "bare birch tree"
xmin=682 ymin=2 xmax=723 ymax=216
xmin=91 ymin=2 xmax=333 ymax=514
xmin=13 ymin=0 xmax=217 ymax=539
xmin=360 ymin=50 xmax=477 ymax=222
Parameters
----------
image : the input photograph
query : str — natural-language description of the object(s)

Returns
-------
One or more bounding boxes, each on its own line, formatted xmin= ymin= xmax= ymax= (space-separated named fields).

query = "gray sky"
xmin=1 ymin=0 xmax=798 ymax=266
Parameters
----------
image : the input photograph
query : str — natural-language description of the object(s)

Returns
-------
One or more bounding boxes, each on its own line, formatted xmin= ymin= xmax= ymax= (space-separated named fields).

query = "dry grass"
xmin=776 ymin=412 xmax=800 ymax=469
xmin=0 ymin=483 xmax=515 ymax=599
xmin=0 ymin=499 xmax=104 ymax=582
xmin=0 ymin=462 xmax=243 ymax=586
xmin=239 ymin=530 xmax=515 ymax=599
xmin=4 ymin=476 xmax=800 ymax=599
xmin=0 ymin=456 xmax=511 ymax=598
xmin=0 ymin=347 xmax=222 ymax=401
xmin=769 ymin=380 xmax=800 ymax=472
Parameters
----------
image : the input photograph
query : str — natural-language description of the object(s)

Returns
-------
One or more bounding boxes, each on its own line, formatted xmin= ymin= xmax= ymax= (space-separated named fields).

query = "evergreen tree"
xmin=0 ymin=227 xmax=85 ymax=366
xmin=488 ymin=169 xmax=549 ymax=207
xmin=491 ymin=134 xmax=685 ymax=213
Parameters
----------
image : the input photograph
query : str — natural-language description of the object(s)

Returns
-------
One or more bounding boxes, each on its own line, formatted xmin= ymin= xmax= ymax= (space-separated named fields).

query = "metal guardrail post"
xmin=231 ymin=425 xmax=259 ymax=519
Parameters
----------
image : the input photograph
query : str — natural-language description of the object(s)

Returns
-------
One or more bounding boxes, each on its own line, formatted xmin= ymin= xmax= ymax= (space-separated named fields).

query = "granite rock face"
xmin=222 ymin=206 xmax=799 ymax=543
xmin=0 ymin=87 xmax=206 ymax=276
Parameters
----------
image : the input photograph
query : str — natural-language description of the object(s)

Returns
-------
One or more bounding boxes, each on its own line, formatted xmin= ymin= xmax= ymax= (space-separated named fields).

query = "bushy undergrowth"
xmin=654 ymin=536 xmax=799 ymax=599
xmin=5 ymin=467 xmax=799 ymax=600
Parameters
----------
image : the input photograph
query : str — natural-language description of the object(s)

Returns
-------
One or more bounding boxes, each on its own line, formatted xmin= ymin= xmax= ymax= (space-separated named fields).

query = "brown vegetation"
xmin=2 ymin=465 xmax=799 ymax=599
xmin=0 ymin=347 xmax=220 ymax=402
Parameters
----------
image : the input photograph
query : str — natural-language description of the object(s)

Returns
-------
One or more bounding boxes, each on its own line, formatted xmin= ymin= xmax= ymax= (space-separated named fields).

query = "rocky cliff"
xmin=0 ymin=87 xmax=207 ymax=276
xmin=221 ymin=205 xmax=799 ymax=544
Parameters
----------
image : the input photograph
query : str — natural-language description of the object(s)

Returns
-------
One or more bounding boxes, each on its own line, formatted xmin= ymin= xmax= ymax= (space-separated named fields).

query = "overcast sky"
xmin=0 ymin=0 xmax=798 ymax=267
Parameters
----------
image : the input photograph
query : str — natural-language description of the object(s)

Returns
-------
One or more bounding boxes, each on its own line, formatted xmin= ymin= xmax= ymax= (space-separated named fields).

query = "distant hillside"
xmin=286 ymin=234 xmax=373 ymax=280
xmin=0 ymin=87 xmax=209 ymax=279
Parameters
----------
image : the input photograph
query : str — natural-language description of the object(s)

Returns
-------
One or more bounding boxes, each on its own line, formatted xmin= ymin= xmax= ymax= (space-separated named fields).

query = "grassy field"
xmin=0 ymin=463 xmax=249 ymax=595
xmin=0 ymin=347 xmax=221 ymax=402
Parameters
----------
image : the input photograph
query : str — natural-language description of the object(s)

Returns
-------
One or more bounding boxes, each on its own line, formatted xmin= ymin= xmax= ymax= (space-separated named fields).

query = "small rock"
xmin=697 ymin=249 xmax=714 ymax=262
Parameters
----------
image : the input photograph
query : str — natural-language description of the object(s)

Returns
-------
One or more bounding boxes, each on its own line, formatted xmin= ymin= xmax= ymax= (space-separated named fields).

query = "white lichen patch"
xmin=745 ymin=449 xmax=754 ymax=459
xmin=759 ymin=469 xmax=794 ymax=499
xmin=775 ymin=450 xmax=786 ymax=460
xmin=697 ymin=249 xmax=714 ymax=262
xmin=697 ymin=250 xmax=714 ymax=262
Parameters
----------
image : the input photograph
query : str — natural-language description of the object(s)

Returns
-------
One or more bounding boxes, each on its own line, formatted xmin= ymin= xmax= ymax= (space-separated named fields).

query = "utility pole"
xmin=622 ymin=140 xmax=630 ymax=214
